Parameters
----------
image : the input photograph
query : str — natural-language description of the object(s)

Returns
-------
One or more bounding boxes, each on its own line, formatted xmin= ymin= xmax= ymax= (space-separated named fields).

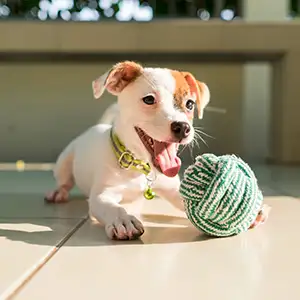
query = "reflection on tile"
xmin=252 ymin=165 xmax=300 ymax=197
xmin=0 ymin=170 xmax=82 ymax=195
xmin=14 ymin=197 xmax=300 ymax=300
xmin=0 ymin=218 xmax=84 ymax=297
xmin=0 ymin=194 xmax=88 ymax=219
xmin=0 ymin=171 xmax=88 ymax=219
xmin=273 ymin=179 xmax=300 ymax=198
xmin=259 ymin=185 xmax=284 ymax=197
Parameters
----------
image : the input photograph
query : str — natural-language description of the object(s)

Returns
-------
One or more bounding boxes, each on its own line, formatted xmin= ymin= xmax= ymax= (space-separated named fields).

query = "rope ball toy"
xmin=179 ymin=153 xmax=269 ymax=237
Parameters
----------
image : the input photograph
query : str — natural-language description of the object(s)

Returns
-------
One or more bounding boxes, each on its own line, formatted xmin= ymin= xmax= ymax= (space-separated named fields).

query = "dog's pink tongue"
xmin=154 ymin=141 xmax=181 ymax=177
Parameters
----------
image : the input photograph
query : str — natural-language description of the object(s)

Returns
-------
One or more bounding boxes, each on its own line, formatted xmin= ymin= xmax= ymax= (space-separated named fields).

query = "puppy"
xmin=46 ymin=61 xmax=268 ymax=239
xmin=45 ymin=61 xmax=210 ymax=239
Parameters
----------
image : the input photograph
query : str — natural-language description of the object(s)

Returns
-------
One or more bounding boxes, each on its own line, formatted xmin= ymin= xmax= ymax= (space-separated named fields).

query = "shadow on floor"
xmin=0 ymin=210 xmax=214 ymax=247
xmin=0 ymin=181 xmax=294 ymax=248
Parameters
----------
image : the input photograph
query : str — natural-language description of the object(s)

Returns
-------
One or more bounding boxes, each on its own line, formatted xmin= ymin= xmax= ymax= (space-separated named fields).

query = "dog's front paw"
xmin=105 ymin=215 xmax=144 ymax=240
xmin=44 ymin=188 xmax=69 ymax=203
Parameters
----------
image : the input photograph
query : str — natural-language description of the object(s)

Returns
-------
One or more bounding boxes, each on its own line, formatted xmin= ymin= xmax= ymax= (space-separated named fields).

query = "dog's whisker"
xmin=194 ymin=127 xmax=215 ymax=140
xmin=198 ymin=135 xmax=208 ymax=148
xmin=191 ymin=135 xmax=200 ymax=149
xmin=193 ymin=131 xmax=209 ymax=149
xmin=188 ymin=144 xmax=196 ymax=160
xmin=178 ymin=144 xmax=188 ymax=156
xmin=196 ymin=130 xmax=214 ymax=140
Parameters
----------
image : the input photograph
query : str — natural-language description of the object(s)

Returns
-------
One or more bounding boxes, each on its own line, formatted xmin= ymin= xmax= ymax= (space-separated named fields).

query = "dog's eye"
xmin=186 ymin=99 xmax=195 ymax=111
xmin=142 ymin=95 xmax=155 ymax=105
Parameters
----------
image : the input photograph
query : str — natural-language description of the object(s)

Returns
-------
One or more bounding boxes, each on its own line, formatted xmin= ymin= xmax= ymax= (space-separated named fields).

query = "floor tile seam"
xmin=0 ymin=216 xmax=88 ymax=300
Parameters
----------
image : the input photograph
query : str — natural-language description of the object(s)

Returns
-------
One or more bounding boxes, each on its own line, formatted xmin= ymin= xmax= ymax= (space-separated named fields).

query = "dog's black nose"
xmin=171 ymin=121 xmax=191 ymax=140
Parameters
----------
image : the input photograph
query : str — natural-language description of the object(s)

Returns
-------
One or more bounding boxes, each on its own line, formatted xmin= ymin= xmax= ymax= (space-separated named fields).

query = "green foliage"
xmin=1 ymin=0 xmax=243 ymax=19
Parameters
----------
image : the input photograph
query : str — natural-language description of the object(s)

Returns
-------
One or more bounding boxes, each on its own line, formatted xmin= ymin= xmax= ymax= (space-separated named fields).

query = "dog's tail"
xmin=98 ymin=103 xmax=119 ymax=124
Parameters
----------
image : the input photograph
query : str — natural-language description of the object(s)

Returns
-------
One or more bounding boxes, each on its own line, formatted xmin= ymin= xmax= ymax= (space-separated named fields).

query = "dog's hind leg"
xmin=45 ymin=141 xmax=75 ymax=203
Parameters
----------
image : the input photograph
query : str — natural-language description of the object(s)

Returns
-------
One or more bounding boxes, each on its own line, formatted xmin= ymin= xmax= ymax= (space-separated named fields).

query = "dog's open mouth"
xmin=135 ymin=127 xmax=181 ymax=178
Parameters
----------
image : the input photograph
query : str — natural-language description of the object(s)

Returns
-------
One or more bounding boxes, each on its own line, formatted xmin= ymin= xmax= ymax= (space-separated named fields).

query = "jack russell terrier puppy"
xmin=45 ymin=61 xmax=266 ymax=239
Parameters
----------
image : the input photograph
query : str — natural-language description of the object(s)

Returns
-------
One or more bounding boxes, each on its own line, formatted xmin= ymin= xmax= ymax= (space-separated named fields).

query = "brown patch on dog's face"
xmin=92 ymin=61 xmax=143 ymax=98
xmin=106 ymin=61 xmax=143 ymax=94
xmin=170 ymin=70 xmax=194 ymax=120
xmin=170 ymin=70 xmax=210 ymax=120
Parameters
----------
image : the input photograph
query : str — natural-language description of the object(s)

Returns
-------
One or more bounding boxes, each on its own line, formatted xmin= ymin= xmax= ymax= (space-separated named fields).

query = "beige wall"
xmin=0 ymin=21 xmax=300 ymax=164
xmin=0 ymin=62 xmax=242 ymax=165
xmin=242 ymin=0 xmax=288 ymax=163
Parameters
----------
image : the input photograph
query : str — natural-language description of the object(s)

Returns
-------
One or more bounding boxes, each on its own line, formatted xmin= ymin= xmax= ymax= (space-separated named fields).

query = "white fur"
xmin=99 ymin=102 xmax=118 ymax=124
xmin=47 ymin=65 xmax=209 ymax=240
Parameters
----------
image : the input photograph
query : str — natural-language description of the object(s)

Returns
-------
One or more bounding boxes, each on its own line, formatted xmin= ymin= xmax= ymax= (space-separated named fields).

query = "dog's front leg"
xmin=154 ymin=175 xmax=185 ymax=212
xmin=89 ymin=186 xmax=144 ymax=240
xmin=155 ymin=187 xmax=185 ymax=212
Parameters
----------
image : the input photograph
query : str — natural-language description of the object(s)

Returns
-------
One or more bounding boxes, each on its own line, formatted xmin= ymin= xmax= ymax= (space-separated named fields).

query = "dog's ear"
xmin=182 ymin=72 xmax=210 ymax=119
xmin=92 ymin=61 xmax=143 ymax=99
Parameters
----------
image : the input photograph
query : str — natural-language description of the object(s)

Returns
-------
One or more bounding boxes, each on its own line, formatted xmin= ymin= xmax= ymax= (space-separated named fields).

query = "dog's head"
xmin=92 ymin=61 xmax=210 ymax=178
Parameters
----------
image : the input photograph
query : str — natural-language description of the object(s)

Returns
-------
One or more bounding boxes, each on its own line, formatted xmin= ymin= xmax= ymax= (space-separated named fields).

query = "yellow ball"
xmin=16 ymin=160 xmax=25 ymax=171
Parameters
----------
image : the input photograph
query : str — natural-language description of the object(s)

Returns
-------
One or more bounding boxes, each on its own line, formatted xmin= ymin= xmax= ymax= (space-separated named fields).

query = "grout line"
xmin=55 ymin=216 xmax=88 ymax=248
xmin=0 ymin=216 xmax=88 ymax=300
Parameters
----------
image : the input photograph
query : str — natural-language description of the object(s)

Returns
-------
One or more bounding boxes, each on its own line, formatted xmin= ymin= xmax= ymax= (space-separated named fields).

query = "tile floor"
xmin=0 ymin=164 xmax=299 ymax=300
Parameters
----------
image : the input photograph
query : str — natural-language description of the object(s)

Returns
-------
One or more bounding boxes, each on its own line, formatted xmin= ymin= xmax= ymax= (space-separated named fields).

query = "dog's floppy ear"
xmin=92 ymin=61 xmax=143 ymax=99
xmin=182 ymin=72 xmax=210 ymax=119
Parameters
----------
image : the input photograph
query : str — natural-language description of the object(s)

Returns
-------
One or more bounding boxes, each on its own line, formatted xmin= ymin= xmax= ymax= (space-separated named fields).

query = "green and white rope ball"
xmin=179 ymin=153 xmax=263 ymax=237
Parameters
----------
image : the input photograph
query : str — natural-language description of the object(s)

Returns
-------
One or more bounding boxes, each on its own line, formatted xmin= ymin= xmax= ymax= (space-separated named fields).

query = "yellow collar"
xmin=110 ymin=129 xmax=151 ymax=176
xmin=110 ymin=129 xmax=156 ymax=200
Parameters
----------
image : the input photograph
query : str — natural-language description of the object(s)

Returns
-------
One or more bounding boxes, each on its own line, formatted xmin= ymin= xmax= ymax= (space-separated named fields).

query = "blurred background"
xmin=0 ymin=0 xmax=299 ymax=166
